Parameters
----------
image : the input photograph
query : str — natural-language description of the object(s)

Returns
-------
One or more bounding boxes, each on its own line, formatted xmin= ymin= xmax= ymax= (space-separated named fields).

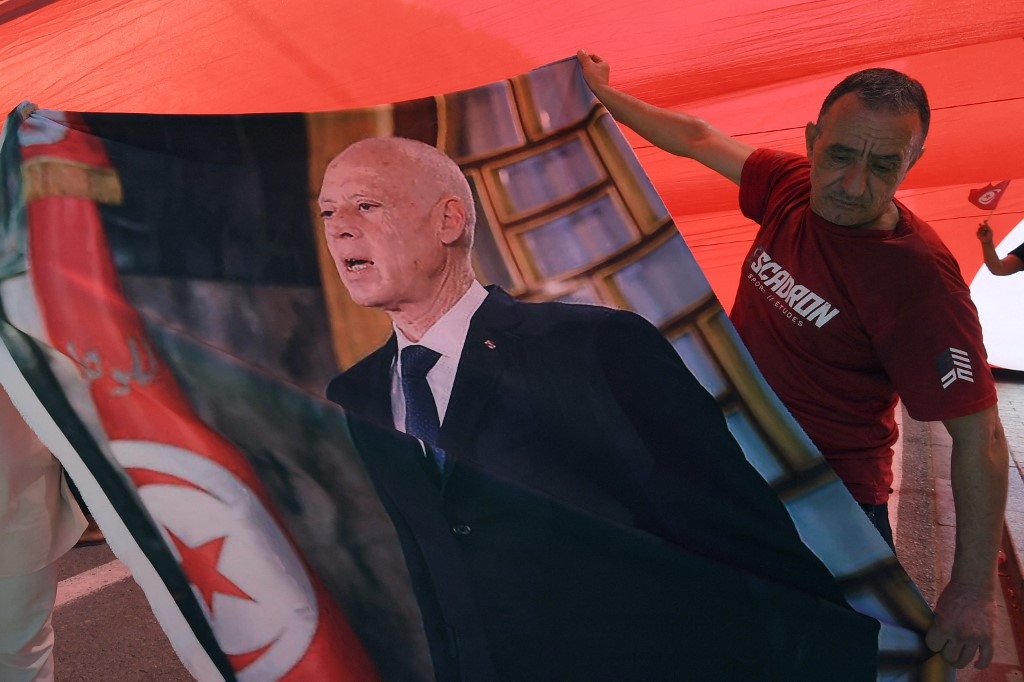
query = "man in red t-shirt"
xmin=579 ymin=50 xmax=1010 ymax=671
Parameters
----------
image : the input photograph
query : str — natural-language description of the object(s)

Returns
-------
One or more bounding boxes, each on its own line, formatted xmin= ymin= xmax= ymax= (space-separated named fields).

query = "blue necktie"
xmin=400 ymin=344 xmax=446 ymax=471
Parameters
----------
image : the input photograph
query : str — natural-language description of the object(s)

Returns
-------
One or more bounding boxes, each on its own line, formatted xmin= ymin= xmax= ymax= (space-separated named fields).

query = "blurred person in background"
xmin=977 ymin=221 xmax=1024 ymax=276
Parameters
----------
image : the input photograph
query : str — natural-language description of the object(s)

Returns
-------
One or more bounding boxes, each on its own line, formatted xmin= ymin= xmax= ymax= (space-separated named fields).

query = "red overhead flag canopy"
xmin=0 ymin=0 xmax=1022 ymax=316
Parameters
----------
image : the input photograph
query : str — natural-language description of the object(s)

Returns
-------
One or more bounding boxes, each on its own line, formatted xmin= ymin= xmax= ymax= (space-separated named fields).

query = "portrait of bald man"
xmin=319 ymin=137 xmax=877 ymax=682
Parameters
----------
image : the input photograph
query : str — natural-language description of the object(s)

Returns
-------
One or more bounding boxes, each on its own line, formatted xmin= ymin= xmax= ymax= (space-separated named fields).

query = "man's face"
xmin=805 ymin=92 xmax=924 ymax=228
xmin=318 ymin=153 xmax=448 ymax=313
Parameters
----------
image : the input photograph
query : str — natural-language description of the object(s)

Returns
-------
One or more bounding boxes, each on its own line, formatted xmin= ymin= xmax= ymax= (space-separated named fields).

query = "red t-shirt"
xmin=733 ymin=149 xmax=997 ymax=504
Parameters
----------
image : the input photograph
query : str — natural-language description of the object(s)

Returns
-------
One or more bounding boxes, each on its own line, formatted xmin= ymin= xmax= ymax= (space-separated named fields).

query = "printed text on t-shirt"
xmin=746 ymin=248 xmax=841 ymax=329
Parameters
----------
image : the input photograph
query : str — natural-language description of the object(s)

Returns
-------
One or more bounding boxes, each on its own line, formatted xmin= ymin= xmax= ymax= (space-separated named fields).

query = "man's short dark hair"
xmin=817 ymin=68 xmax=931 ymax=142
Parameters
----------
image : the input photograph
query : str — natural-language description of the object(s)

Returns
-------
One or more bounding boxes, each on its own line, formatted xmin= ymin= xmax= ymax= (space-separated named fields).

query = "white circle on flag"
xmin=110 ymin=440 xmax=318 ymax=681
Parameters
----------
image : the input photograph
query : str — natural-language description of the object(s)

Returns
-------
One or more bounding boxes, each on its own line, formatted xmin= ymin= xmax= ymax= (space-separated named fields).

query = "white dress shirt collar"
xmin=394 ymin=281 xmax=488 ymax=362
xmin=391 ymin=281 xmax=489 ymax=429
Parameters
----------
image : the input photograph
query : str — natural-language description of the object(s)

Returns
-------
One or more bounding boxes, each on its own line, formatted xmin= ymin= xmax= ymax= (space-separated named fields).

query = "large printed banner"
xmin=0 ymin=59 xmax=945 ymax=681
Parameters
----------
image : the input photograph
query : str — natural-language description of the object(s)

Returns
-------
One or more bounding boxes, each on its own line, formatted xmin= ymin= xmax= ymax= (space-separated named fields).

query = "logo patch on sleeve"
xmin=936 ymin=348 xmax=974 ymax=389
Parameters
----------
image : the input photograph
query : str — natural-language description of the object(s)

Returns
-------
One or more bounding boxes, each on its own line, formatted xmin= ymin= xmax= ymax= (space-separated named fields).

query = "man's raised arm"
xmin=976 ymin=222 xmax=1024 ymax=276
xmin=577 ymin=50 xmax=754 ymax=185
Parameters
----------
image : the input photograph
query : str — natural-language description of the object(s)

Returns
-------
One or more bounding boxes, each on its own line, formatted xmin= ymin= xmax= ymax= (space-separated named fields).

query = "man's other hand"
xmin=925 ymin=581 xmax=996 ymax=669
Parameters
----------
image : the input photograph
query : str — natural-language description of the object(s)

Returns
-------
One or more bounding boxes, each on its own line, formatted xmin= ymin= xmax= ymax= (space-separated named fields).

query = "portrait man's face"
xmin=318 ymin=150 xmax=449 ymax=314
xmin=805 ymin=92 xmax=924 ymax=228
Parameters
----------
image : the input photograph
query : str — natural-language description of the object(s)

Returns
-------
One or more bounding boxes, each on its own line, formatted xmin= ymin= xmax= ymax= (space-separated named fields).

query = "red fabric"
xmin=0 ymin=3 xmax=1022 ymax=302
xmin=733 ymin=149 xmax=997 ymax=504
xmin=968 ymin=180 xmax=1011 ymax=210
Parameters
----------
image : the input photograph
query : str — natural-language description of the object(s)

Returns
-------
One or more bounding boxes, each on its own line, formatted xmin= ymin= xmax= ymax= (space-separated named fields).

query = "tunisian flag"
xmin=8 ymin=109 xmax=379 ymax=681
xmin=968 ymin=180 xmax=1011 ymax=210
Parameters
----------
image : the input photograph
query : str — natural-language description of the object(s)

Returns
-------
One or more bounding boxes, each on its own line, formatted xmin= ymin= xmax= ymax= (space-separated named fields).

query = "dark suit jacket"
xmin=327 ymin=287 xmax=876 ymax=682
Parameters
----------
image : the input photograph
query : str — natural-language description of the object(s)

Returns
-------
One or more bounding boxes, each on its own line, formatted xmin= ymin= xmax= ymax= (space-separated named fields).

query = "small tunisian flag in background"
xmin=968 ymin=180 xmax=1011 ymax=210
